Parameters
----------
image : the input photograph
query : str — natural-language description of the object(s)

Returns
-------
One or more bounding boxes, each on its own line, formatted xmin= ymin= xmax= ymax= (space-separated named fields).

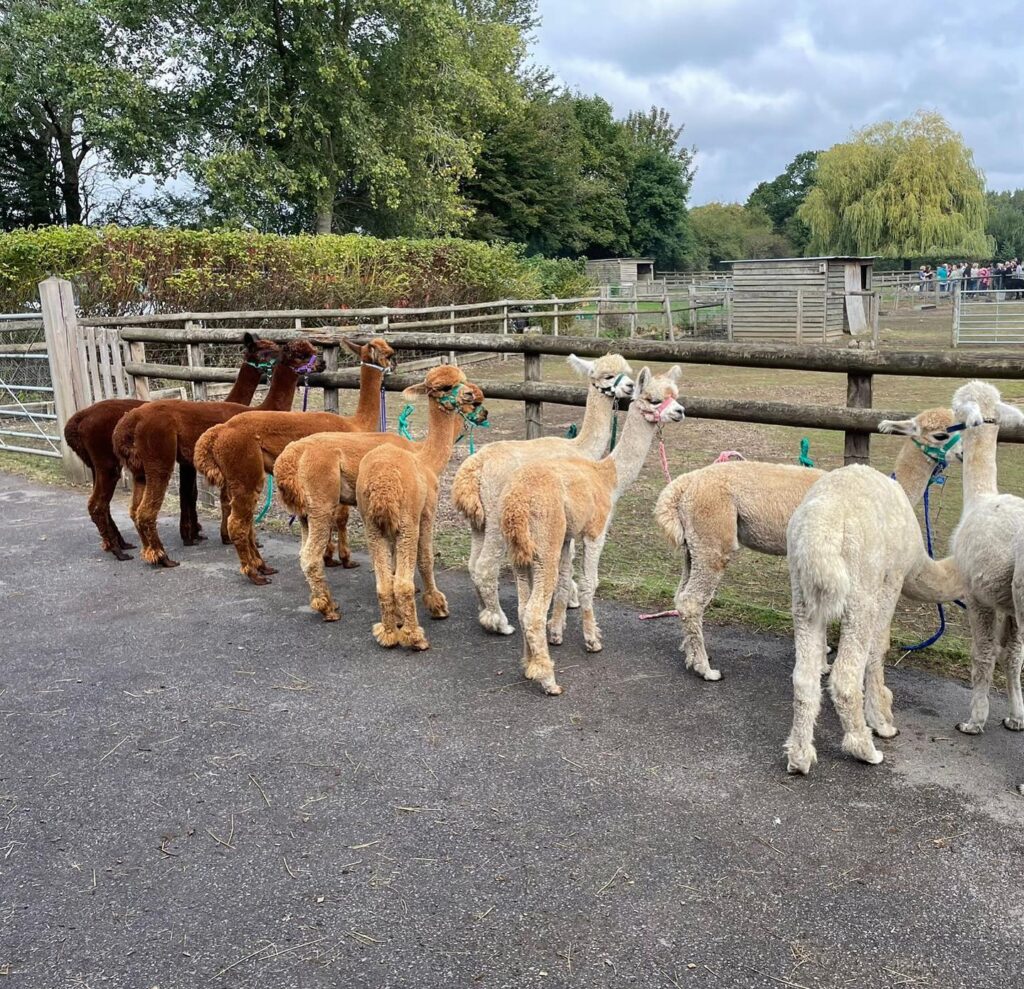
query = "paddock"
xmin=3 ymin=471 xmax=1024 ymax=988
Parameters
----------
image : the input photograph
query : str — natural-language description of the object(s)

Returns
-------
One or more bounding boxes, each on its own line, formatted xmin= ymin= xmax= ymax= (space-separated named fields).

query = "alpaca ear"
xmin=666 ymin=364 xmax=683 ymax=383
xmin=402 ymin=383 xmax=429 ymax=399
xmin=997 ymin=401 xmax=1024 ymax=426
xmin=567 ymin=354 xmax=595 ymax=377
xmin=342 ymin=337 xmax=364 ymax=359
xmin=242 ymin=331 xmax=256 ymax=347
xmin=877 ymin=417 xmax=916 ymax=436
xmin=636 ymin=367 xmax=651 ymax=392
xmin=957 ymin=400 xmax=984 ymax=428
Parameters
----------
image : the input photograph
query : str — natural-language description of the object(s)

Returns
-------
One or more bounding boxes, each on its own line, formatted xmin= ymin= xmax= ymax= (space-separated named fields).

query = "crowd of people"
xmin=917 ymin=260 xmax=1024 ymax=296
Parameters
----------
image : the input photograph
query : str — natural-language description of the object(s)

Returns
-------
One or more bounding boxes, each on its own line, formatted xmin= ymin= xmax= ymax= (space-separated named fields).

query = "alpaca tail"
xmin=451 ymin=454 xmax=485 ymax=529
xmin=274 ymin=444 xmax=305 ymax=516
xmin=112 ymin=410 xmax=142 ymax=474
xmin=789 ymin=523 xmax=850 ymax=623
xmin=193 ymin=425 xmax=225 ymax=487
xmin=63 ymin=409 xmax=91 ymax=471
xmin=499 ymin=472 xmax=557 ymax=569
xmin=359 ymin=461 xmax=405 ymax=538
xmin=654 ymin=474 xmax=690 ymax=549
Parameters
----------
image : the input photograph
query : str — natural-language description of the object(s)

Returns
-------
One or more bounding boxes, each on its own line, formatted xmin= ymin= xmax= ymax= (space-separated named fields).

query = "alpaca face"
xmin=878 ymin=407 xmax=963 ymax=462
xmin=241 ymin=333 xmax=280 ymax=365
xmin=633 ymin=366 xmax=685 ymax=423
xmin=342 ymin=336 xmax=397 ymax=373
xmin=280 ymin=339 xmax=322 ymax=372
xmin=952 ymin=380 xmax=1024 ymax=429
xmin=569 ymin=353 xmax=635 ymax=399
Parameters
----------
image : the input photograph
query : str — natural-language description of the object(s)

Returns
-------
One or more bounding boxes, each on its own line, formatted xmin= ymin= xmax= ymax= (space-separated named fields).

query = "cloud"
xmin=531 ymin=0 xmax=1024 ymax=202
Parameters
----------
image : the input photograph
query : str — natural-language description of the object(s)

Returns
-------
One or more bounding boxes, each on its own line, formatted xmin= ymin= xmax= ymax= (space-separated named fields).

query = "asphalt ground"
xmin=1 ymin=471 xmax=1023 ymax=989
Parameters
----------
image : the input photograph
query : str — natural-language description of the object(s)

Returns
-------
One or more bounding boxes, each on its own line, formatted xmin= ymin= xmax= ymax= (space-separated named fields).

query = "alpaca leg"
xmin=578 ymin=533 xmax=607 ymax=654
xmin=547 ymin=542 xmax=574 ymax=645
xmin=673 ymin=541 xmax=730 ymax=682
xmin=513 ymin=564 xmax=533 ymax=671
xmin=417 ymin=508 xmax=448 ymax=620
xmin=998 ymin=612 xmax=1024 ymax=731
xmin=178 ymin=462 xmax=205 ymax=545
xmin=567 ymin=538 xmax=580 ymax=609
xmin=468 ymin=524 xmax=484 ymax=600
xmin=227 ymin=489 xmax=269 ymax=584
xmin=328 ymin=504 xmax=359 ymax=569
xmin=522 ymin=556 xmax=561 ymax=694
xmin=89 ymin=467 xmax=131 ymax=560
xmin=828 ymin=600 xmax=885 ymax=766
xmin=396 ymin=528 xmax=429 ymax=650
xmin=864 ymin=611 xmax=899 ymax=739
xmin=368 ymin=526 xmax=400 ymax=647
xmin=473 ymin=523 xmax=515 ymax=635
xmin=957 ymin=604 xmax=998 ymax=734
xmin=300 ymin=509 xmax=340 ymax=621
xmin=136 ymin=470 xmax=178 ymax=567
xmin=784 ymin=596 xmax=828 ymax=775
xmin=219 ymin=487 xmax=231 ymax=544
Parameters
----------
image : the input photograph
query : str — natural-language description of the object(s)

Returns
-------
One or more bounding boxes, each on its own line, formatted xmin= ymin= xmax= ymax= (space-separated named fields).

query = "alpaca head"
xmin=951 ymin=380 xmax=1024 ymax=430
xmin=878 ymin=407 xmax=962 ymax=463
xmin=279 ymin=338 xmax=322 ymax=373
xmin=403 ymin=365 xmax=489 ymax=424
xmin=344 ymin=337 xmax=396 ymax=374
xmin=567 ymin=353 xmax=635 ymax=399
xmin=240 ymin=332 xmax=280 ymax=367
xmin=632 ymin=366 xmax=685 ymax=423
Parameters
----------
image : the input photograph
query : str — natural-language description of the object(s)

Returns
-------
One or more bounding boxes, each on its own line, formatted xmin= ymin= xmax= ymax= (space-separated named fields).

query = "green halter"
xmin=911 ymin=432 xmax=962 ymax=465
xmin=397 ymin=384 xmax=490 ymax=452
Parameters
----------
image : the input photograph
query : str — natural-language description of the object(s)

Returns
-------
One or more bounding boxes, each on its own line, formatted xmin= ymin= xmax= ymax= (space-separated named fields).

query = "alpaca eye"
xmin=933 ymin=432 xmax=949 ymax=441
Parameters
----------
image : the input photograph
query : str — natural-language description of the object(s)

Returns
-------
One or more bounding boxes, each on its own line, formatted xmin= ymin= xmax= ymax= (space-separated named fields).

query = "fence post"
xmin=552 ymin=297 xmax=560 ymax=336
xmin=594 ymin=299 xmax=602 ymax=338
xmin=38 ymin=276 xmax=89 ymax=482
xmin=629 ymin=301 xmax=637 ymax=338
xmin=795 ymin=289 xmax=804 ymax=345
xmin=844 ymin=372 xmax=873 ymax=465
xmin=127 ymin=342 xmax=151 ymax=400
xmin=323 ymin=341 xmax=340 ymax=413
xmin=726 ymin=288 xmax=734 ymax=342
xmin=186 ymin=321 xmax=207 ymax=401
xmin=952 ymin=284 xmax=960 ymax=348
xmin=501 ymin=303 xmax=509 ymax=362
xmin=663 ymin=290 xmax=674 ymax=341
xmin=523 ymin=325 xmax=543 ymax=440
xmin=870 ymin=292 xmax=880 ymax=349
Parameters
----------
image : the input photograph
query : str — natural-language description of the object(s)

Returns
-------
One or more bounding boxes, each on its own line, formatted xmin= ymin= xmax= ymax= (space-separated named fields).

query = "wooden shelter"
xmin=727 ymin=256 xmax=875 ymax=344
xmin=585 ymin=257 xmax=656 ymax=289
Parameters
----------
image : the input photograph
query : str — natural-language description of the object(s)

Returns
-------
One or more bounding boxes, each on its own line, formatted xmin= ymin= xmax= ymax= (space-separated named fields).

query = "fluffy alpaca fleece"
xmin=276 ymin=365 xmax=486 ymax=622
xmin=194 ymin=338 xmax=395 ymax=584
xmin=113 ymin=338 xmax=319 ymax=568
xmin=499 ymin=367 xmax=685 ymax=695
xmin=654 ymin=407 xmax=961 ymax=681
xmin=355 ymin=367 xmax=487 ymax=651
xmin=452 ymin=352 xmax=635 ymax=636
xmin=784 ymin=464 xmax=966 ymax=774
xmin=64 ymin=333 xmax=280 ymax=560
xmin=946 ymin=381 xmax=1024 ymax=735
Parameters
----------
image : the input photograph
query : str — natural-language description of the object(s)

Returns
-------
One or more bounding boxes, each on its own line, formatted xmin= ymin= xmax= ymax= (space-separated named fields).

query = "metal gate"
xmin=953 ymin=287 xmax=1024 ymax=346
xmin=0 ymin=313 xmax=62 ymax=458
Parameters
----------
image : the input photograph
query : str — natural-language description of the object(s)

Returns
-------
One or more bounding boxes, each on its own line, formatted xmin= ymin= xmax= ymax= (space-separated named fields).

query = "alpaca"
xmin=276 ymin=365 xmax=486 ymax=622
xmin=194 ymin=338 xmax=395 ymax=584
xmin=356 ymin=366 xmax=488 ymax=650
xmin=945 ymin=381 xmax=1024 ymax=735
xmin=654 ymin=408 xmax=962 ymax=681
xmin=452 ymin=352 xmax=635 ymax=635
xmin=784 ymin=464 xmax=966 ymax=774
xmin=499 ymin=367 xmax=685 ymax=695
xmin=113 ymin=337 xmax=319 ymax=568
xmin=64 ymin=333 xmax=280 ymax=560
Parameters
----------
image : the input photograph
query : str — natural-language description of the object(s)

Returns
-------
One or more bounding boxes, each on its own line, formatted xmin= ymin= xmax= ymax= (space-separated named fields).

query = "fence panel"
xmin=0 ymin=313 xmax=63 ymax=460
xmin=954 ymin=288 xmax=1024 ymax=346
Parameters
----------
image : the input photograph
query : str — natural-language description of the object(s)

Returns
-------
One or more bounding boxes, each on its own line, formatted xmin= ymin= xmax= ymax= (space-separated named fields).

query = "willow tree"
xmin=799 ymin=111 xmax=990 ymax=259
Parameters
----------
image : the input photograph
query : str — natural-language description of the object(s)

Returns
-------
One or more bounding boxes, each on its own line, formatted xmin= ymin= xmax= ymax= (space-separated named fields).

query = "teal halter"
xmin=396 ymin=384 xmax=490 ymax=451
xmin=910 ymin=432 xmax=962 ymax=465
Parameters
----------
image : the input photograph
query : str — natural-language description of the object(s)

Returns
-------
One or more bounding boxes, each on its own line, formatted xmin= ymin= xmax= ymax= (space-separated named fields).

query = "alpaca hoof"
xmin=479 ymin=610 xmax=515 ymax=635
xmin=323 ymin=556 xmax=343 ymax=569
xmin=544 ymin=683 xmax=563 ymax=696
xmin=842 ymin=734 xmax=884 ymax=765
xmin=119 ymin=540 xmax=136 ymax=550
xmin=1003 ymin=717 xmax=1024 ymax=732
xmin=872 ymin=723 xmax=900 ymax=739
xmin=110 ymin=546 xmax=133 ymax=562
xmin=311 ymin=596 xmax=339 ymax=622
xmin=160 ymin=557 xmax=180 ymax=568
xmin=546 ymin=624 xmax=563 ymax=646
xmin=258 ymin=563 xmax=278 ymax=576
xmin=785 ymin=742 xmax=817 ymax=775
xmin=195 ymin=531 xmax=208 ymax=542
xmin=423 ymin=591 xmax=449 ymax=619
xmin=567 ymin=581 xmax=580 ymax=610
xmin=956 ymin=721 xmax=984 ymax=735
xmin=342 ymin=559 xmax=360 ymax=570
xmin=702 ymin=668 xmax=722 ymax=682
xmin=221 ymin=534 xmax=231 ymax=545
xmin=399 ymin=626 xmax=429 ymax=651
xmin=245 ymin=571 xmax=271 ymax=586
xmin=584 ymin=637 xmax=603 ymax=653
xmin=372 ymin=623 xmax=400 ymax=648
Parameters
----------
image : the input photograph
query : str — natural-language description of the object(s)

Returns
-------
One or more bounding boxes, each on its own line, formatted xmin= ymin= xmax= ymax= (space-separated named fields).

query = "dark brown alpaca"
xmin=64 ymin=333 xmax=280 ymax=560
xmin=113 ymin=337 xmax=320 ymax=568
xmin=194 ymin=338 xmax=395 ymax=585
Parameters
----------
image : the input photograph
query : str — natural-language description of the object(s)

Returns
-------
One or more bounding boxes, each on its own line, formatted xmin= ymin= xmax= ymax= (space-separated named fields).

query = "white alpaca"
xmin=784 ymin=464 xmax=966 ymax=774
xmin=947 ymin=380 xmax=1024 ymax=735
xmin=452 ymin=352 xmax=634 ymax=635
xmin=654 ymin=407 xmax=961 ymax=681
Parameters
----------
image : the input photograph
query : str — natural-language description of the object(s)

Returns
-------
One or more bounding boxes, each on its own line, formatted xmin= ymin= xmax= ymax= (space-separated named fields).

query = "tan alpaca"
xmin=499 ymin=367 xmax=685 ymax=695
xmin=356 ymin=367 xmax=488 ymax=651
xmin=654 ymin=408 xmax=962 ymax=681
xmin=452 ymin=353 xmax=635 ymax=635
xmin=276 ymin=365 xmax=486 ymax=623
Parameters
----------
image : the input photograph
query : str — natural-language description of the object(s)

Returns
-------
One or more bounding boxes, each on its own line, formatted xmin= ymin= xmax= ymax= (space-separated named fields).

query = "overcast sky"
xmin=530 ymin=0 xmax=1024 ymax=204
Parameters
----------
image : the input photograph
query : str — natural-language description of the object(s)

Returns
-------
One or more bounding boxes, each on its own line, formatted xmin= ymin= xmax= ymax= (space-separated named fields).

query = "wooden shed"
xmin=727 ymin=256 xmax=874 ymax=344
xmin=585 ymin=257 xmax=656 ymax=289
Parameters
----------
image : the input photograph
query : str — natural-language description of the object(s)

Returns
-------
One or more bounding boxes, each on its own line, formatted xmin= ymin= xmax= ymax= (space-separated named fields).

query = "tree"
xmin=175 ymin=0 xmax=533 ymax=235
xmin=0 ymin=0 xmax=176 ymax=227
xmin=799 ymin=111 xmax=990 ymax=259
xmin=688 ymin=203 xmax=787 ymax=268
xmin=987 ymin=190 xmax=1024 ymax=259
xmin=746 ymin=150 xmax=818 ymax=254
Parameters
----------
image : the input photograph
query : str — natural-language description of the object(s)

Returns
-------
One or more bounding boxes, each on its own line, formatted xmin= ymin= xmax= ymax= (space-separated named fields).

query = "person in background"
xmin=937 ymin=262 xmax=949 ymax=293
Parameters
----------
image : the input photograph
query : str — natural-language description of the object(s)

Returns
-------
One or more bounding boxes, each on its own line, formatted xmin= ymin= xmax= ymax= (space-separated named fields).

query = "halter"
xmin=642 ymin=396 xmax=679 ymax=424
xmin=947 ymin=417 xmax=998 ymax=432
xmin=246 ymin=358 xmax=277 ymax=373
xmin=399 ymin=383 xmax=490 ymax=452
xmin=639 ymin=395 xmax=680 ymax=481
xmin=910 ymin=432 xmax=962 ymax=465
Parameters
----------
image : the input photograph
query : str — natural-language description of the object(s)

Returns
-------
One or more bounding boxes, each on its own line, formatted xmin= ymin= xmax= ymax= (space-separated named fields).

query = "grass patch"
xmin=0 ymin=450 xmax=74 ymax=487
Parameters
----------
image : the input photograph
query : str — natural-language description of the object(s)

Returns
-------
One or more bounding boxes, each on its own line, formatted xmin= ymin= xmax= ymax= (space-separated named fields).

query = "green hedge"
xmin=0 ymin=226 xmax=591 ymax=315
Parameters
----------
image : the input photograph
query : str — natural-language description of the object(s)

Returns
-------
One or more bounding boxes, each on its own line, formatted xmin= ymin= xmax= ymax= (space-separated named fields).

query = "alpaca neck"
xmin=891 ymin=443 xmax=940 ymax=506
xmin=604 ymin=405 xmax=659 ymax=501
xmin=224 ymin=359 xmax=265 ymax=405
xmin=353 ymin=364 xmax=384 ymax=427
xmin=901 ymin=554 xmax=965 ymax=603
xmin=417 ymin=398 xmax=463 ymax=476
xmin=258 ymin=363 xmax=302 ymax=411
xmin=574 ymin=386 xmax=616 ymax=458
xmin=961 ymin=425 xmax=999 ymax=509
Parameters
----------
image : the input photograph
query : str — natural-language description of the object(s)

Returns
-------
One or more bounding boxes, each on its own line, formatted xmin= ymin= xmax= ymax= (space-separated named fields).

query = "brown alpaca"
xmin=194 ymin=338 xmax=395 ymax=584
xmin=356 ymin=367 xmax=488 ymax=651
xmin=276 ymin=365 xmax=485 ymax=622
xmin=64 ymin=334 xmax=280 ymax=560
xmin=113 ymin=337 xmax=320 ymax=568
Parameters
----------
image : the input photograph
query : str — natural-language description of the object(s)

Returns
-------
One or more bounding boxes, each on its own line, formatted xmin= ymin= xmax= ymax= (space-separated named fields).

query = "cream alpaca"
xmin=784 ymin=464 xmax=966 ymax=775
xmin=946 ymin=381 xmax=1024 ymax=735
xmin=654 ymin=408 xmax=961 ymax=681
xmin=499 ymin=367 xmax=685 ymax=696
xmin=275 ymin=366 xmax=485 ymax=623
xmin=356 ymin=368 xmax=487 ymax=651
xmin=452 ymin=353 xmax=634 ymax=635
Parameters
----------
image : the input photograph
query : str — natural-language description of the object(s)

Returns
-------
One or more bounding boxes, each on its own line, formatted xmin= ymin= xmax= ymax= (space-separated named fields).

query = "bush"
xmin=0 ymin=226 xmax=551 ymax=315
xmin=521 ymin=255 xmax=594 ymax=299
